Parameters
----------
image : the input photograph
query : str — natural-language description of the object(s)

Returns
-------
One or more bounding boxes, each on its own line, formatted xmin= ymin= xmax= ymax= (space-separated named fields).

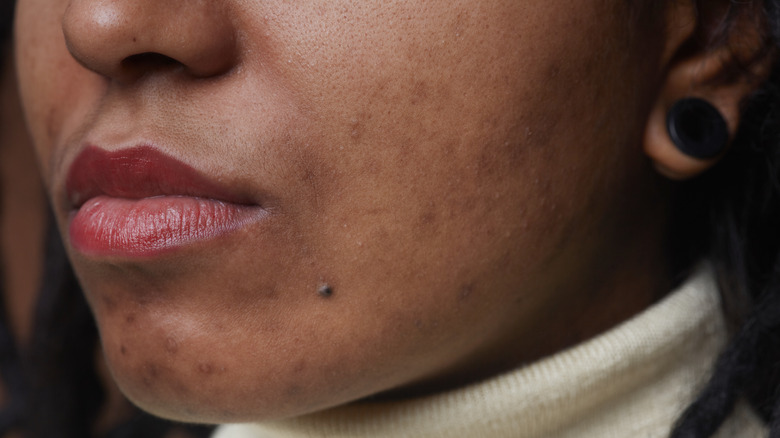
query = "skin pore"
xmin=15 ymin=0 xmax=695 ymax=424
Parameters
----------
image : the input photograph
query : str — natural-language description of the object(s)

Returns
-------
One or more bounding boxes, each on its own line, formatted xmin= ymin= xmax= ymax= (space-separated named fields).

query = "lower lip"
xmin=69 ymin=195 xmax=263 ymax=258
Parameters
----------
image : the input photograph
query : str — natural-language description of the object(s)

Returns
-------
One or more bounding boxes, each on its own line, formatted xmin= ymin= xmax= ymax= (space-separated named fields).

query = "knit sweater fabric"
xmin=213 ymin=266 xmax=767 ymax=438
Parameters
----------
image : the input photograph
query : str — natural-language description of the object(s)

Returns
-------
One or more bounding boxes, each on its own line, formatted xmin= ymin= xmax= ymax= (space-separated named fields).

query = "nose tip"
xmin=62 ymin=0 xmax=238 ymax=81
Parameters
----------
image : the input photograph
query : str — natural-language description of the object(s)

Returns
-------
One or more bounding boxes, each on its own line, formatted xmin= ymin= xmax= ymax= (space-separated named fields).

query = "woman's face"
xmin=16 ymin=0 xmax=667 ymax=423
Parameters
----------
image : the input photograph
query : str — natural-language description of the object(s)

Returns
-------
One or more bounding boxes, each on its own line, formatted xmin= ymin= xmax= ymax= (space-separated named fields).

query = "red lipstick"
xmin=66 ymin=146 xmax=264 ymax=258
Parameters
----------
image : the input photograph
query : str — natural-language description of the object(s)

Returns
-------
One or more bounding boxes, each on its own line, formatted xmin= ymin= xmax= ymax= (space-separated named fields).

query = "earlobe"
xmin=645 ymin=95 xmax=731 ymax=180
xmin=644 ymin=100 xmax=724 ymax=180
xmin=643 ymin=1 xmax=774 ymax=180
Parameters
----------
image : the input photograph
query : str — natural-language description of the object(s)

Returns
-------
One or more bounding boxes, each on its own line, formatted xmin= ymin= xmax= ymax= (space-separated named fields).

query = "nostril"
xmin=121 ymin=53 xmax=183 ymax=77
xmin=62 ymin=0 xmax=238 ymax=83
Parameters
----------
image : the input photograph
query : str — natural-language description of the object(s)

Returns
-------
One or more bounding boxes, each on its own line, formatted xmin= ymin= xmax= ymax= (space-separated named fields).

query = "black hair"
xmin=0 ymin=0 xmax=12 ymax=43
xmin=669 ymin=1 xmax=780 ymax=437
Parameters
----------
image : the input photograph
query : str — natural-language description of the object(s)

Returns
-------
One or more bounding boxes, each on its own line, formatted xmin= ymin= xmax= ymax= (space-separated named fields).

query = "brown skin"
xmin=1 ymin=44 xmax=199 ymax=438
xmin=13 ymin=0 xmax=764 ymax=425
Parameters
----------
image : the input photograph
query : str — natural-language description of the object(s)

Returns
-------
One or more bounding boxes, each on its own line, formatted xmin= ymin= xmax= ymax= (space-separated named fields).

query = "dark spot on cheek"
xmin=410 ymin=81 xmax=429 ymax=105
xmin=417 ymin=201 xmax=439 ymax=230
xmin=285 ymin=384 xmax=302 ymax=397
xmin=125 ymin=314 xmax=136 ymax=324
xmin=101 ymin=295 xmax=117 ymax=313
xmin=197 ymin=362 xmax=226 ymax=375
xmin=347 ymin=112 xmax=373 ymax=143
xmin=349 ymin=118 xmax=362 ymax=141
xmin=547 ymin=63 xmax=561 ymax=79
xmin=420 ymin=211 xmax=437 ymax=225
xmin=293 ymin=360 xmax=307 ymax=373
xmin=120 ymin=345 xmax=128 ymax=356
xmin=318 ymin=284 xmax=334 ymax=298
xmin=165 ymin=337 xmax=178 ymax=354
xmin=142 ymin=363 xmax=159 ymax=387
xmin=459 ymin=283 xmax=475 ymax=302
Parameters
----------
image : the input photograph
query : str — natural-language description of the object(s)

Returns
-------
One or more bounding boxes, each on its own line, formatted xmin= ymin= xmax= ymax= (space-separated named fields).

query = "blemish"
xmin=198 ymin=363 xmax=213 ymax=375
xmin=349 ymin=118 xmax=362 ymax=141
xmin=125 ymin=314 xmax=136 ymax=324
xmin=165 ymin=337 xmax=178 ymax=354
xmin=410 ymin=81 xmax=429 ymax=105
xmin=293 ymin=360 xmax=307 ymax=373
xmin=141 ymin=363 xmax=160 ymax=387
xmin=459 ymin=283 xmax=475 ymax=302
xmin=101 ymin=295 xmax=117 ymax=313
xmin=318 ymin=284 xmax=334 ymax=298
xmin=120 ymin=345 xmax=127 ymax=356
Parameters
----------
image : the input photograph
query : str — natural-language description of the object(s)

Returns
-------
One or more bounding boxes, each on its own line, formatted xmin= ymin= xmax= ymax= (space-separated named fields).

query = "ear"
xmin=644 ymin=0 xmax=775 ymax=180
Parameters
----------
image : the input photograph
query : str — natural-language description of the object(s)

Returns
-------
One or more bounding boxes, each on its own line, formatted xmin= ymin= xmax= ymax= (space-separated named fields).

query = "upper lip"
xmin=65 ymin=145 xmax=255 ymax=209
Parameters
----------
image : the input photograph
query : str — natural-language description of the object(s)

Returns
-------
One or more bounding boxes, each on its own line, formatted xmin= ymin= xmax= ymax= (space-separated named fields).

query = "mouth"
xmin=66 ymin=145 xmax=266 ymax=258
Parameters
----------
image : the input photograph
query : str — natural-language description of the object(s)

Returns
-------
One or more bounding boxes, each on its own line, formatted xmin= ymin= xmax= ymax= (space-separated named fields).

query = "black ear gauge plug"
xmin=666 ymin=98 xmax=729 ymax=159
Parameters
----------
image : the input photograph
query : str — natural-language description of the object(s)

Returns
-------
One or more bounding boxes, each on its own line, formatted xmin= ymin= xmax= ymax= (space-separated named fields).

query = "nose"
xmin=62 ymin=0 xmax=238 ymax=81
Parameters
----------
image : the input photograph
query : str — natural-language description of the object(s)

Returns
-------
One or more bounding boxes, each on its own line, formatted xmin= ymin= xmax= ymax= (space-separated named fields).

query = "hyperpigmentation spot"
xmin=165 ymin=336 xmax=178 ymax=354
xmin=458 ymin=283 xmax=475 ymax=302
xmin=198 ymin=363 xmax=213 ymax=375
xmin=318 ymin=284 xmax=334 ymax=298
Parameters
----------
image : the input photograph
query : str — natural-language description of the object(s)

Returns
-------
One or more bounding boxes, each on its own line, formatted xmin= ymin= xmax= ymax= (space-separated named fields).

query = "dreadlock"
xmin=670 ymin=1 xmax=780 ymax=436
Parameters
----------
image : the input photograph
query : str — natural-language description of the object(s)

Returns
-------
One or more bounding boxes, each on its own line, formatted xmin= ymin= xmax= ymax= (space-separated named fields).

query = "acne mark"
xmin=349 ymin=117 xmax=363 ymax=141
xmin=198 ymin=363 xmax=213 ymax=375
xmin=125 ymin=314 xmax=136 ymax=324
xmin=293 ymin=360 xmax=307 ymax=373
xmin=453 ymin=10 xmax=470 ymax=38
xmin=101 ymin=295 xmax=117 ymax=313
xmin=414 ymin=319 xmax=424 ymax=329
xmin=417 ymin=201 xmax=439 ymax=229
xmin=548 ymin=63 xmax=561 ymax=79
xmin=410 ymin=81 xmax=429 ymax=105
xmin=318 ymin=284 xmax=334 ymax=298
xmin=420 ymin=211 xmax=436 ymax=225
xmin=120 ymin=345 xmax=127 ymax=356
xmin=285 ymin=384 xmax=302 ymax=397
xmin=458 ymin=283 xmax=475 ymax=302
xmin=165 ymin=337 xmax=178 ymax=354
xmin=141 ymin=363 xmax=160 ymax=387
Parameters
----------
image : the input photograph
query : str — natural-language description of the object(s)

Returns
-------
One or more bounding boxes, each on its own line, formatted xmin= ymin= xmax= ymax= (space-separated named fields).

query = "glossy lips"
xmin=66 ymin=146 xmax=263 ymax=258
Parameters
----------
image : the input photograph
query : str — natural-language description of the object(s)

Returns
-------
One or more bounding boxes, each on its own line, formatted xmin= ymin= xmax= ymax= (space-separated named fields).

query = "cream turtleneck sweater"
xmin=213 ymin=267 xmax=767 ymax=438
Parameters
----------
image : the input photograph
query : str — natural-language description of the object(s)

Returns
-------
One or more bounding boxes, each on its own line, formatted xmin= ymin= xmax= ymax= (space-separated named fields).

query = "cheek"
xmin=284 ymin=5 xmax=616 ymax=283
xmin=15 ymin=0 xmax=102 ymax=182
